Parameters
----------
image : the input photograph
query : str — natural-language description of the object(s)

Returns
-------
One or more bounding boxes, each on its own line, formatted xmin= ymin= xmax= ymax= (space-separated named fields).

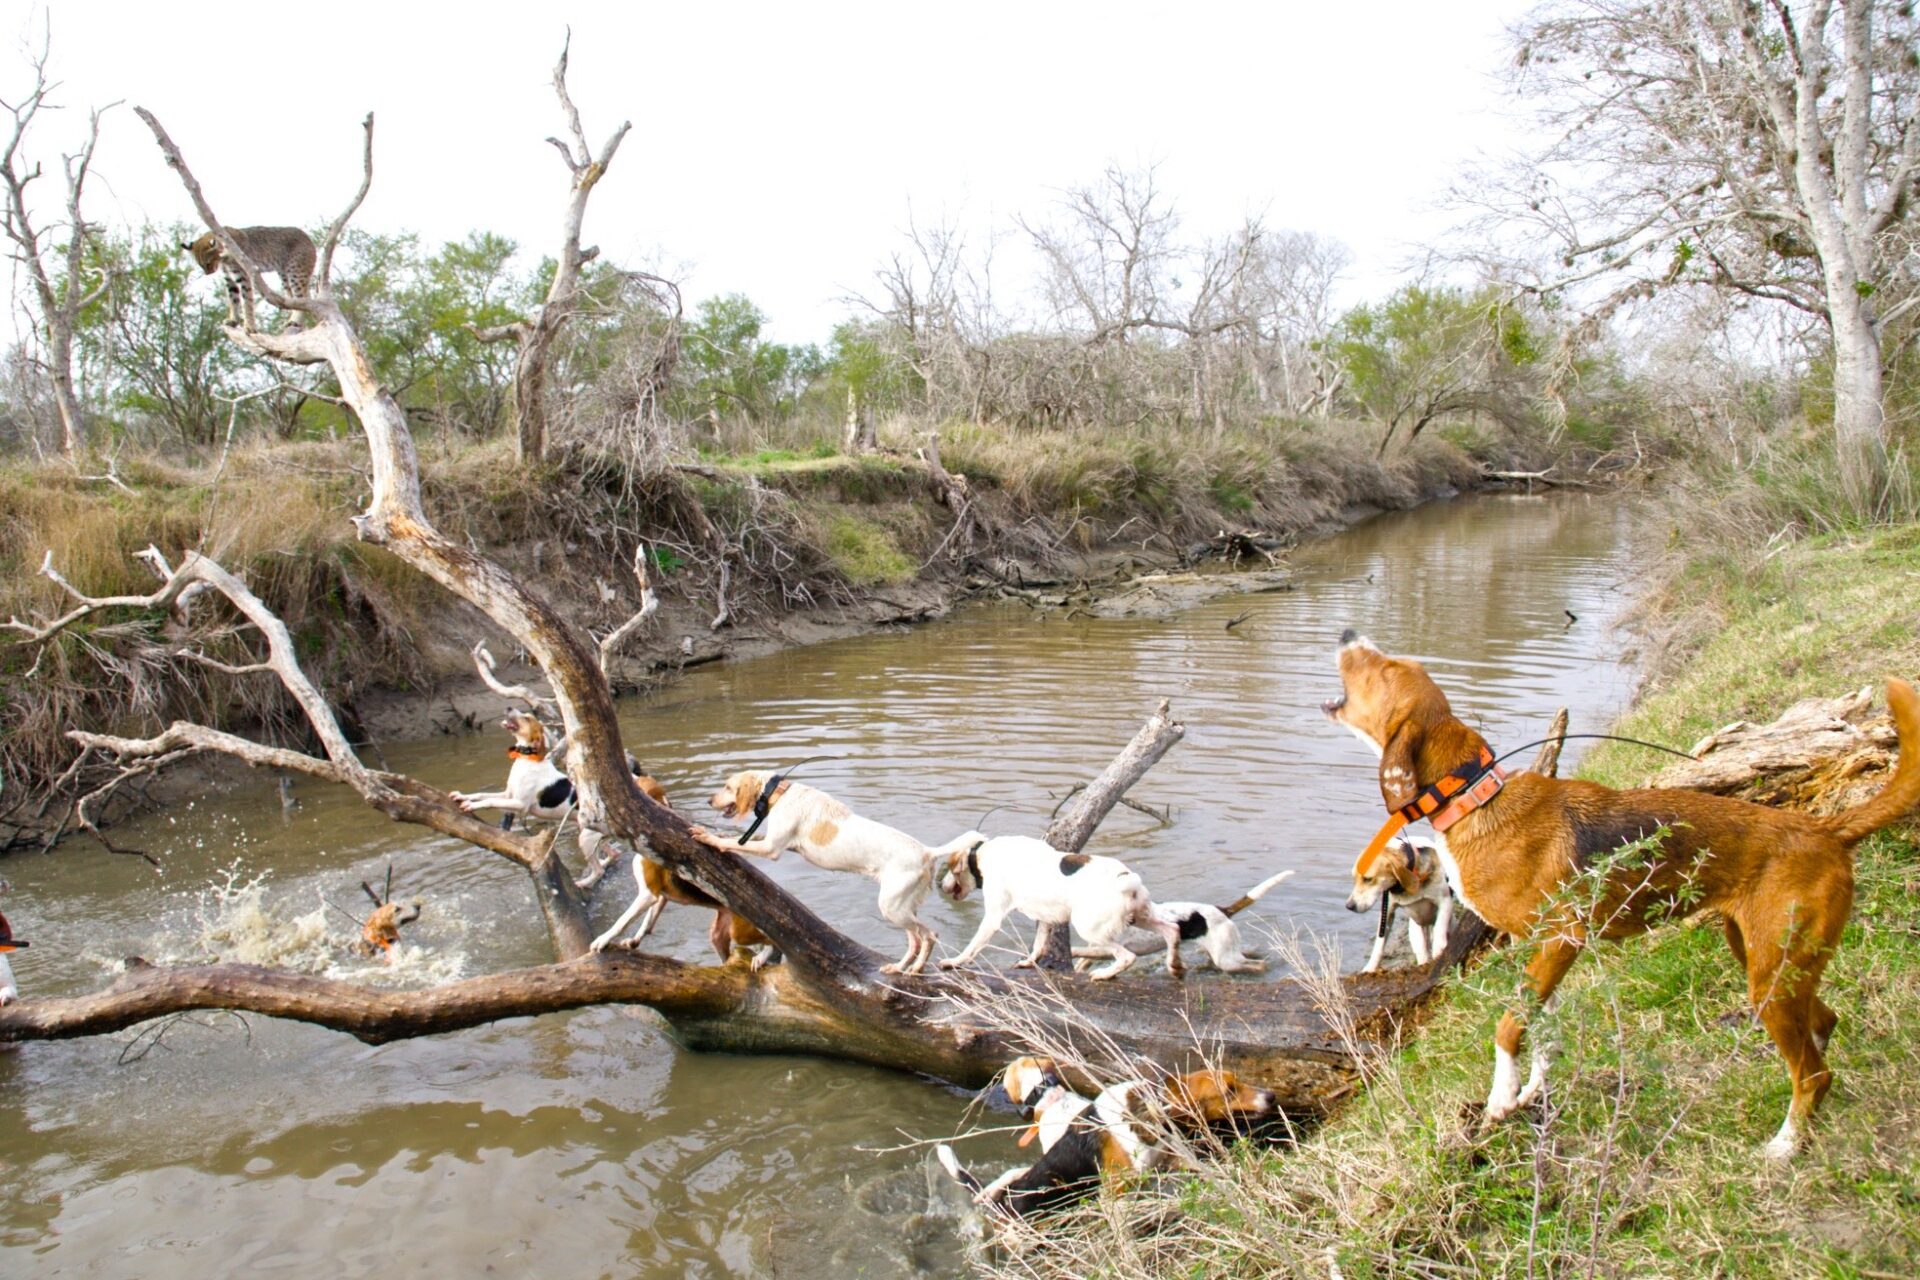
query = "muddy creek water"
xmin=1 ymin=493 xmax=1639 ymax=1278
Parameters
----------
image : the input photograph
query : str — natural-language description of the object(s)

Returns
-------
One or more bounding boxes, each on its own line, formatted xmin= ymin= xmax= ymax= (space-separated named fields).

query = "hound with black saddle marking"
xmin=936 ymin=1062 xmax=1276 ymax=1219
xmin=937 ymin=834 xmax=1184 ymax=979
xmin=453 ymin=709 xmax=666 ymax=889
xmin=1074 ymin=869 xmax=1294 ymax=974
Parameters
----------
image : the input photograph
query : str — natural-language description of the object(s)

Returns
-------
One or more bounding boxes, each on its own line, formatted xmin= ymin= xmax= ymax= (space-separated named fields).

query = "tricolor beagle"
xmin=937 ymin=1060 xmax=1277 ymax=1218
xmin=591 ymin=781 xmax=775 ymax=965
xmin=1348 ymin=834 xmax=1454 ymax=973
xmin=1325 ymin=630 xmax=1920 ymax=1158
xmin=1074 ymin=869 xmax=1296 ymax=974
xmin=453 ymin=709 xmax=671 ymax=890
xmin=937 ymin=835 xmax=1184 ymax=979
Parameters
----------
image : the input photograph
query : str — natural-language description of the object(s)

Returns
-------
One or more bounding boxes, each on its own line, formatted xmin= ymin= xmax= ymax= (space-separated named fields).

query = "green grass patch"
xmin=822 ymin=514 xmax=914 ymax=585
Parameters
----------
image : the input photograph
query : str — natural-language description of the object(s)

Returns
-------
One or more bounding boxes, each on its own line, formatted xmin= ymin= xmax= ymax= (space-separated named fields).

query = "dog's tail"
xmin=935 ymin=1144 xmax=983 ymax=1196
xmin=1217 ymin=869 xmax=1295 ymax=917
xmin=1824 ymin=677 xmax=1920 ymax=845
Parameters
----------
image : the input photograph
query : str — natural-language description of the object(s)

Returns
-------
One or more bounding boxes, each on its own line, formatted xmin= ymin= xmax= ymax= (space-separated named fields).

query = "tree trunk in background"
xmin=1828 ymin=290 xmax=1889 ymax=512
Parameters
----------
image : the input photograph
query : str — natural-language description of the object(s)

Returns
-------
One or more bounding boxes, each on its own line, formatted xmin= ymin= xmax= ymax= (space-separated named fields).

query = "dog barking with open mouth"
xmin=1324 ymin=629 xmax=1920 ymax=1159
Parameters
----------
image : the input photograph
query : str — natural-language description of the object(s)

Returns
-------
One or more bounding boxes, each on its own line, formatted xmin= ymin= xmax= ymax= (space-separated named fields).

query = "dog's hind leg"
xmin=590 ymin=862 xmax=661 ymax=954
xmin=574 ymin=830 xmax=614 ymax=890
xmin=1205 ymin=920 xmax=1265 ymax=973
xmin=1747 ymin=911 xmax=1845 ymax=1159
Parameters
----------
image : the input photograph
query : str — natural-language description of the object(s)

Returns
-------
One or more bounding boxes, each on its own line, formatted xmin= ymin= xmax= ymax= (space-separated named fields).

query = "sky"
xmin=3 ymin=0 xmax=1536 ymax=345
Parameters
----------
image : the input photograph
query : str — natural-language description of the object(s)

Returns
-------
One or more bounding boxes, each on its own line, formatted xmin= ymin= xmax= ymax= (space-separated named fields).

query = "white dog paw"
xmin=1761 ymin=1121 xmax=1800 ymax=1160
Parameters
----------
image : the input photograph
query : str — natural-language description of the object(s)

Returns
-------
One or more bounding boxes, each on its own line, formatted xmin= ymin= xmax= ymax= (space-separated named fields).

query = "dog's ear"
xmin=1389 ymin=844 xmax=1424 ymax=895
xmin=1379 ymin=720 xmax=1421 ymax=812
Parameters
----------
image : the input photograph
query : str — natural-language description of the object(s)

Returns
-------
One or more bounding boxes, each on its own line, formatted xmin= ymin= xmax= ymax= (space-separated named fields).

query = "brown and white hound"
xmin=1325 ymin=630 xmax=1919 ymax=1158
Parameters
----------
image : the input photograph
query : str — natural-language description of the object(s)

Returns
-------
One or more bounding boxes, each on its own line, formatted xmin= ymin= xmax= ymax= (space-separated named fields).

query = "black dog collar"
xmin=739 ymin=773 xmax=785 ymax=843
xmin=965 ymin=839 xmax=986 ymax=886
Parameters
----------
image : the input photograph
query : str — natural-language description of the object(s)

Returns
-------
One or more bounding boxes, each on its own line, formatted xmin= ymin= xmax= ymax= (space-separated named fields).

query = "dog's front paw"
xmin=1013 ymin=958 xmax=1035 ymax=969
xmin=878 ymin=962 xmax=904 ymax=975
xmin=589 ymin=934 xmax=617 ymax=954
xmin=1760 ymin=1120 xmax=1801 ymax=1161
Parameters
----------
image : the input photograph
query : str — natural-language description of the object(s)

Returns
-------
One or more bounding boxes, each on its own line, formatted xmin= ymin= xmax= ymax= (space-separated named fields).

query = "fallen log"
xmin=1652 ymin=686 xmax=1898 ymax=812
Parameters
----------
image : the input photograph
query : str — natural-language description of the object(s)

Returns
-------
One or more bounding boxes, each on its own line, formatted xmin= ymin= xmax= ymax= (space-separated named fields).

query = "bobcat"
xmin=181 ymin=226 xmax=317 ymax=328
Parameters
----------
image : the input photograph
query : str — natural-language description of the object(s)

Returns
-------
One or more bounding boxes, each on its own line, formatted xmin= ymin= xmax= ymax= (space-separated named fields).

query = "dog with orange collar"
xmin=1325 ymin=629 xmax=1920 ymax=1158
xmin=453 ymin=709 xmax=670 ymax=889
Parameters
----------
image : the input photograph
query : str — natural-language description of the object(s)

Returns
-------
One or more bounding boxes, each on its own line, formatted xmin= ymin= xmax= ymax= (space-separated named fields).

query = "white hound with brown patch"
xmin=700 ymin=771 xmax=966 ymax=974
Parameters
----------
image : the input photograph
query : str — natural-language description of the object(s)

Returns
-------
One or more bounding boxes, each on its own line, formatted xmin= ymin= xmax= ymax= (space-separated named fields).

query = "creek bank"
xmin=3 ymin=433 xmax=1500 ymax=848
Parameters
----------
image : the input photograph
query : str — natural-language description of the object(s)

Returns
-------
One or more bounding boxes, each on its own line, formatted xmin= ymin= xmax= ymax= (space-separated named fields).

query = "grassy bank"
xmin=0 ymin=419 xmax=1489 ymax=848
xmin=987 ymin=525 xmax=1920 ymax=1278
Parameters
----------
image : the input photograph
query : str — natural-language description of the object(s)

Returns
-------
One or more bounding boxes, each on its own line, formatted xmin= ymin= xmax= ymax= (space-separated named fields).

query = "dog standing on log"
xmin=700 ymin=771 xmax=964 ymax=974
xmin=1324 ymin=630 xmax=1920 ymax=1158
xmin=453 ymin=709 xmax=669 ymax=890
xmin=937 ymin=835 xmax=1184 ymax=979
xmin=1074 ymin=869 xmax=1295 ymax=974
xmin=591 ymin=782 xmax=775 ymax=966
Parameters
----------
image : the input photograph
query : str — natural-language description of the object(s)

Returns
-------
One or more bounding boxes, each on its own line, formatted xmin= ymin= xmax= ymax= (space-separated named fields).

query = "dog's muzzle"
xmin=1321 ymin=694 xmax=1347 ymax=718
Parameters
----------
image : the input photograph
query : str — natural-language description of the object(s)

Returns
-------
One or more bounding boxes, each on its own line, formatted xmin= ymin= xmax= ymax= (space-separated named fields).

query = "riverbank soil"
xmin=0 ymin=426 xmax=1492 ymax=849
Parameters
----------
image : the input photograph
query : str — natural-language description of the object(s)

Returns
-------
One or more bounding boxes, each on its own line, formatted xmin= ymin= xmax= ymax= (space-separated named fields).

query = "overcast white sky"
xmin=4 ymin=0 xmax=1533 ymax=344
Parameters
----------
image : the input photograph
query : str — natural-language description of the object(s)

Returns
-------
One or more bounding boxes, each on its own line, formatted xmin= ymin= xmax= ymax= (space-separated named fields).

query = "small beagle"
xmin=453 ymin=710 xmax=578 ymax=829
xmin=453 ymin=709 xmax=669 ymax=890
xmin=591 ymin=782 xmax=775 ymax=966
xmin=937 ymin=1061 xmax=1276 ymax=1219
xmin=1074 ymin=869 xmax=1295 ymax=974
xmin=1326 ymin=630 xmax=1920 ymax=1157
xmin=700 ymin=771 xmax=972 ymax=974
xmin=985 ymin=1055 xmax=1092 ymax=1152
xmin=1348 ymin=834 xmax=1454 ymax=973
xmin=0 ymin=879 xmax=25 ymax=1008
xmin=937 ymin=835 xmax=1183 ymax=979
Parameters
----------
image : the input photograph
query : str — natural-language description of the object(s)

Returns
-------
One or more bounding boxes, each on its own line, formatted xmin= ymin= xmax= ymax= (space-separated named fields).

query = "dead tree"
xmin=471 ymin=33 xmax=630 ymax=464
xmin=0 ymin=32 xmax=114 ymax=459
xmin=0 ymin=109 xmax=1487 ymax=1106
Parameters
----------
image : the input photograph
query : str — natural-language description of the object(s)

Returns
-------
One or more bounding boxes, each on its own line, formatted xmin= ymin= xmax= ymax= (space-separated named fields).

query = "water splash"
xmin=126 ymin=862 xmax=469 ymax=986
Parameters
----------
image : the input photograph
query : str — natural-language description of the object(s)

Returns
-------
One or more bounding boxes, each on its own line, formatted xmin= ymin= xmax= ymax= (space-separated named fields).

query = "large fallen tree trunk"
xmin=0 ymin=104 xmax=1507 ymax=1108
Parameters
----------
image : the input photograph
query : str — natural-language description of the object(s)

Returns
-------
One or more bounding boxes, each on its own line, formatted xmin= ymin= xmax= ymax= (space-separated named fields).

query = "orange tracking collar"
xmin=1354 ymin=744 xmax=1507 ymax=875
xmin=507 ymin=745 xmax=547 ymax=763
